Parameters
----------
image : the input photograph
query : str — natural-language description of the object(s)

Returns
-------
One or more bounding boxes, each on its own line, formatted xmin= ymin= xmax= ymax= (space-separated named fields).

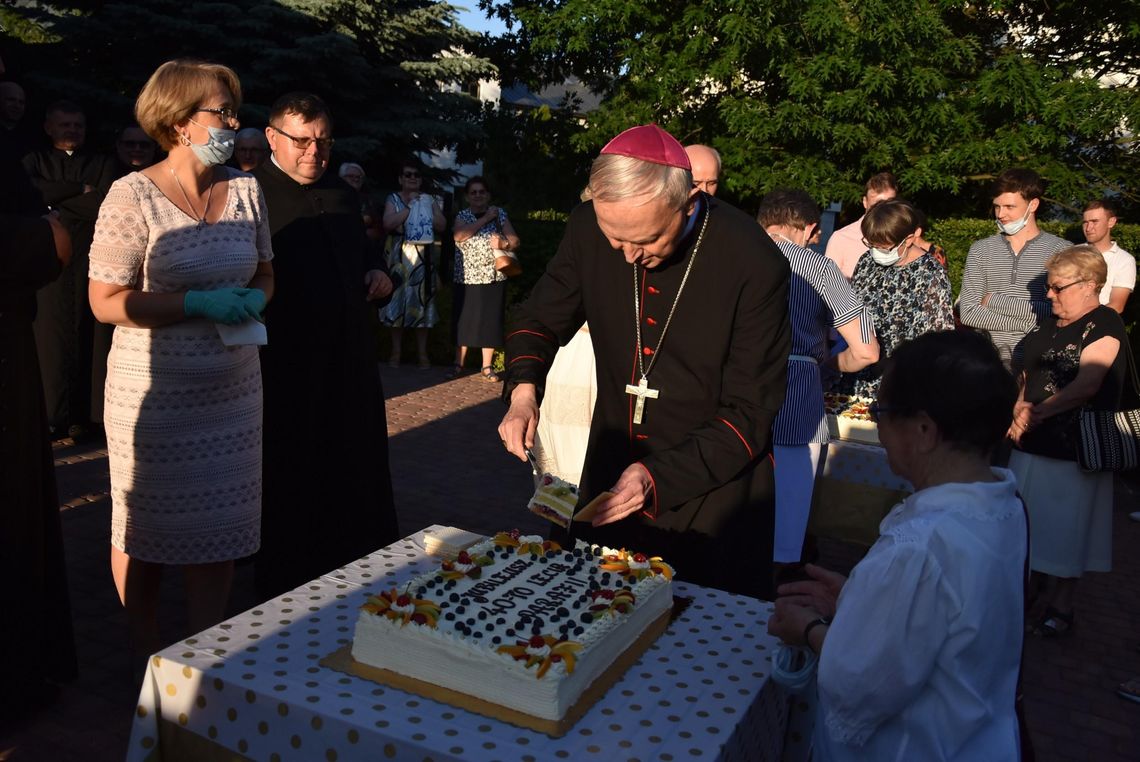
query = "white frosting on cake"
xmin=351 ymin=536 xmax=673 ymax=721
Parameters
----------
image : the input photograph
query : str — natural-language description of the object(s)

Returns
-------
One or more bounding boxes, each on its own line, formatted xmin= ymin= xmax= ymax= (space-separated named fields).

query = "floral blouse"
xmin=453 ymin=207 xmax=509 ymax=285
xmin=836 ymin=251 xmax=955 ymax=399
xmin=1015 ymin=305 xmax=1128 ymax=461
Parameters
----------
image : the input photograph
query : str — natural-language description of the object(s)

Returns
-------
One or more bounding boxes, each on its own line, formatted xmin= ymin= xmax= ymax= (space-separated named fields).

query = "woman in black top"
xmin=1009 ymin=245 xmax=1128 ymax=637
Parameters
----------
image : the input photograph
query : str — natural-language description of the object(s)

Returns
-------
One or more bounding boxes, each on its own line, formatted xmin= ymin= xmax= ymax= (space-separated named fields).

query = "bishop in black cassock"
xmin=502 ymin=125 xmax=790 ymax=599
xmin=253 ymin=96 xmax=399 ymax=599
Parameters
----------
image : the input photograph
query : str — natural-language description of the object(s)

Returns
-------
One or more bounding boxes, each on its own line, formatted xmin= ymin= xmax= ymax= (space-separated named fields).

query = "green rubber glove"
xmin=184 ymin=288 xmax=261 ymax=325
xmin=239 ymin=288 xmax=267 ymax=321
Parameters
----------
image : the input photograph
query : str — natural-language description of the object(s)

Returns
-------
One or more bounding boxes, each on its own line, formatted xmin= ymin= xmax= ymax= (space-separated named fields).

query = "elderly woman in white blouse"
xmin=769 ymin=331 xmax=1027 ymax=761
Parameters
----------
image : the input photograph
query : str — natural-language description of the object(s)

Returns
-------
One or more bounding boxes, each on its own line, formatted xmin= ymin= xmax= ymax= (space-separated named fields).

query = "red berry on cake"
xmin=529 ymin=634 xmax=546 ymax=648
xmin=396 ymin=594 xmax=411 ymax=607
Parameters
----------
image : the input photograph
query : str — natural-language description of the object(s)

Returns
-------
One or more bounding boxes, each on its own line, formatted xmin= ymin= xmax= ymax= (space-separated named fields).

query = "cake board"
xmin=320 ymin=605 xmax=674 ymax=738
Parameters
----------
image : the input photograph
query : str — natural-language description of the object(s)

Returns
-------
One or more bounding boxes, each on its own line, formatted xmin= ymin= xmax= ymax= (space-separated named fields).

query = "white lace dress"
xmin=88 ymin=169 xmax=272 ymax=563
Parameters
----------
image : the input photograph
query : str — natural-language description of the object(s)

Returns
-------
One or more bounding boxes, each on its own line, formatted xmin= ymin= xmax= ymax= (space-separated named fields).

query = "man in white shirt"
xmin=1083 ymin=198 xmax=1135 ymax=314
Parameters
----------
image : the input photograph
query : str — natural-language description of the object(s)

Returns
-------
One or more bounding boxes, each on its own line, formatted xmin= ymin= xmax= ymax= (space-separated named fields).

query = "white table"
xmin=128 ymin=528 xmax=796 ymax=761
xmin=811 ymin=439 xmax=913 ymax=546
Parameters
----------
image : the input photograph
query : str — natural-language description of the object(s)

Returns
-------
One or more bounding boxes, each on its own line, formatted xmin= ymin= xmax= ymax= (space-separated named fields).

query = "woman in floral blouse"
xmin=450 ymin=176 xmax=520 ymax=380
xmin=1009 ymin=245 xmax=1128 ymax=638
xmin=836 ymin=198 xmax=954 ymax=399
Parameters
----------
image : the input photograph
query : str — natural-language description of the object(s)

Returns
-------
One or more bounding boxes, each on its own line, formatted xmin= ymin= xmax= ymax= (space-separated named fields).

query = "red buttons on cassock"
xmin=647 ymin=286 xmax=660 ymax=294
xmin=646 ymin=317 xmax=657 ymax=326
xmin=643 ymin=347 xmax=654 ymax=356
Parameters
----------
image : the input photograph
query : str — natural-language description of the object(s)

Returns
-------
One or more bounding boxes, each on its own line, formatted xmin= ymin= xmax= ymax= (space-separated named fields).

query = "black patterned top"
xmin=836 ymin=251 xmax=955 ymax=399
xmin=1015 ymin=305 xmax=1128 ymax=460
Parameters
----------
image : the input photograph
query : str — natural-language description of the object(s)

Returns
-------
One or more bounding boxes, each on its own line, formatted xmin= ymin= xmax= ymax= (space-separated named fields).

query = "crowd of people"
xmin=3 ymin=54 xmax=1138 ymax=756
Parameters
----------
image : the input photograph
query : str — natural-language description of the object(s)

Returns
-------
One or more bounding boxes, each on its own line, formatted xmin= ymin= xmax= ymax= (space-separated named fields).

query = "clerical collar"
xmin=680 ymin=193 xmax=705 ymax=241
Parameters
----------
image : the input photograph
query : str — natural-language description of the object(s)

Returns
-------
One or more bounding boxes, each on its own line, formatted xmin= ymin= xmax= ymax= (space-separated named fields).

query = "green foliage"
xmin=478 ymin=101 xmax=591 ymax=215
xmin=478 ymin=0 xmax=1139 ymax=218
xmin=3 ymin=0 xmax=495 ymax=181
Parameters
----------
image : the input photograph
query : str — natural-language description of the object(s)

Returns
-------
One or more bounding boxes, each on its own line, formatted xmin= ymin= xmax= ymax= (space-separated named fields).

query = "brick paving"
xmin=1 ymin=364 xmax=1138 ymax=761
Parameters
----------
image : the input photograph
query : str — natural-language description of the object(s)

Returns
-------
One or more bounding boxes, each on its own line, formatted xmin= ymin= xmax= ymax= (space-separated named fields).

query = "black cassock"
xmin=505 ymin=196 xmax=790 ymax=599
xmin=22 ymin=147 xmax=116 ymax=430
xmin=253 ymin=161 xmax=399 ymax=599
xmin=1 ymin=156 xmax=78 ymax=717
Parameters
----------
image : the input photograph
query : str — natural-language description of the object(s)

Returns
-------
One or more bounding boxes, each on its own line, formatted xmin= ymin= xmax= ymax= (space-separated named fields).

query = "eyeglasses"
xmin=402 ymin=171 xmax=421 ymax=178
xmin=692 ymin=179 xmax=718 ymax=192
xmin=196 ymin=107 xmax=239 ymax=123
xmin=271 ymin=126 xmax=335 ymax=152
xmin=868 ymin=402 xmax=892 ymax=423
xmin=1045 ymin=280 xmax=1086 ymax=294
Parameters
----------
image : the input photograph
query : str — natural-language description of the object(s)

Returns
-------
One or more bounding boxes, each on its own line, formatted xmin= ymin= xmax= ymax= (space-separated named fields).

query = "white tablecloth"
xmin=821 ymin=439 xmax=912 ymax=492
xmin=128 ymin=528 xmax=795 ymax=762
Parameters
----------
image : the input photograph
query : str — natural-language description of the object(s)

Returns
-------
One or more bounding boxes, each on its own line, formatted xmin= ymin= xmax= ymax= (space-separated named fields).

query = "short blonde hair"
xmin=1046 ymin=244 xmax=1108 ymax=289
xmin=135 ymin=59 xmax=242 ymax=151
xmin=584 ymin=154 xmax=692 ymax=209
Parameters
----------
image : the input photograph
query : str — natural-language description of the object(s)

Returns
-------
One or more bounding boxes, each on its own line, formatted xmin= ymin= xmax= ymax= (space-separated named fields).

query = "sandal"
xmin=1118 ymin=677 xmax=1140 ymax=704
xmin=1031 ymin=606 xmax=1074 ymax=638
xmin=446 ymin=364 xmax=465 ymax=379
xmin=480 ymin=366 xmax=500 ymax=383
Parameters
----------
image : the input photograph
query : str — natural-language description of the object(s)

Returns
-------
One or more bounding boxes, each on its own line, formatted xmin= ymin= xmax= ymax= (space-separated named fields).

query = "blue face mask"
xmin=187 ymin=120 xmax=236 ymax=167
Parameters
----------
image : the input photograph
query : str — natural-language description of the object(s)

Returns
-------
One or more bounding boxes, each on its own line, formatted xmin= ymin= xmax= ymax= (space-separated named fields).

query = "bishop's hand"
xmin=592 ymin=464 xmax=653 ymax=526
xmin=499 ymin=383 xmax=538 ymax=462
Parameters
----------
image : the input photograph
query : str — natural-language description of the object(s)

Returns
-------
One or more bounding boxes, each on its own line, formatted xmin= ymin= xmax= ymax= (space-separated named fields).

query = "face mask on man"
xmin=187 ymin=120 xmax=236 ymax=167
xmin=996 ymin=203 xmax=1033 ymax=236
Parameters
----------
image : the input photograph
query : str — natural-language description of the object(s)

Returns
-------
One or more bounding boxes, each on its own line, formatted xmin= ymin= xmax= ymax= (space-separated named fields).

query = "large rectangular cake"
xmin=350 ymin=530 xmax=673 ymax=723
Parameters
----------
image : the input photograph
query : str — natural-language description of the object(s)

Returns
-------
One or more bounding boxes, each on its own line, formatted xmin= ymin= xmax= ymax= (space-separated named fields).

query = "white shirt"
xmin=1095 ymin=241 xmax=1136 ymax=305
xmin=815 ymin=468 xmax=1025 ymax=762
xmin=824 ymin=217 xmax=866 ymax=280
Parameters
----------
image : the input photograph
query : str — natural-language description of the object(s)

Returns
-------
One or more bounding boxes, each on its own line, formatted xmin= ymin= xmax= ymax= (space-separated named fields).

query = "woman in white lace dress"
xmin=88 ymin=60 xmax=273 ymax=666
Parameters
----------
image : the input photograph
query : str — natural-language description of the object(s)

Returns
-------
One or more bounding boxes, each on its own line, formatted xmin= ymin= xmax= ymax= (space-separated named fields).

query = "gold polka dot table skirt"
xmin=127 ymin=527 xmax=795 ymax=762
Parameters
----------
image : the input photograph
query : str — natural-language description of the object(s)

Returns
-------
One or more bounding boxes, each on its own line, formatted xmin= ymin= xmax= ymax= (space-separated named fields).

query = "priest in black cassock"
xmin=22 ymin=100 xmax=116 ymax=438
xmin=500 ymin=125 xmax=790 ymax=599
xmin=1 ymin=154 xmax=78 ymax=729
xmin=253 ymin=92 xmax=399 ymax=600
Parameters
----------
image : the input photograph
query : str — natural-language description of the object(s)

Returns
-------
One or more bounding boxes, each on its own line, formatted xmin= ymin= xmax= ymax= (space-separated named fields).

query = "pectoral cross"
xmin=625 ymin=377 xmax=660 ymax=425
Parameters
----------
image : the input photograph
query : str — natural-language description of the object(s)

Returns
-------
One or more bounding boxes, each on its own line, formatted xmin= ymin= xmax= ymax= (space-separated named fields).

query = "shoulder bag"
xmin=1077 ymin=340 xmax=1140 ymax=471
xmin=490 ymin=211 xmax=522 ymax=277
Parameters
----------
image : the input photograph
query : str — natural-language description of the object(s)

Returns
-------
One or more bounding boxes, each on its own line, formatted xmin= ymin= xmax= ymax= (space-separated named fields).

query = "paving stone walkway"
xmin=1 ymin=364 xmax=1138 ymax=761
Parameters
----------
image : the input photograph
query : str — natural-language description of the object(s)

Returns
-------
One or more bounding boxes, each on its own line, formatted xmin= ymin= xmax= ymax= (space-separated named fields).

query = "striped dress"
xmin=958 ymin=231 xmax=1070 ymax=367
xmin=771 ymin=239 xmax=872 ymax=445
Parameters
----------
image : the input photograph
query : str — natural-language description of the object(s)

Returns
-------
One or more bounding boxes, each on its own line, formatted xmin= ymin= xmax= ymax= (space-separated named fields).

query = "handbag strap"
xmin=1119 ymin=338 xmax=1140 ymax=410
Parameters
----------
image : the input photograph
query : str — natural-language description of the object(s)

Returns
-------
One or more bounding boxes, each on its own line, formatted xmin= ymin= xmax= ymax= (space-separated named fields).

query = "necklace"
xmin=171 ymin=168 xmax=215 ymax=229
xmin=626 ymin=206 xmax=710 ymax=425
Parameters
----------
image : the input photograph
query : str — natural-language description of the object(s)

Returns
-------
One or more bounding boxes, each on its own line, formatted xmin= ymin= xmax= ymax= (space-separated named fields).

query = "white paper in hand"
xmin=216 ymin=319 xmax=268 ymax=347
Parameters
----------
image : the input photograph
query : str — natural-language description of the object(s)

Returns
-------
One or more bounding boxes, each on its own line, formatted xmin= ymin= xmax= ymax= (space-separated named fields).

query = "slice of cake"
xmin=527 ymin=474 xmax=580 ymax=528
xmin=350 ymin=529 xmax=674 ymax=726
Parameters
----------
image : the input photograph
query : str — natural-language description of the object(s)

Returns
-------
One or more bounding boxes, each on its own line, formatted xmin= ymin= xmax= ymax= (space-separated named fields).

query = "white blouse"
xmin=815 ymin=468 xmax=1026 ymax=761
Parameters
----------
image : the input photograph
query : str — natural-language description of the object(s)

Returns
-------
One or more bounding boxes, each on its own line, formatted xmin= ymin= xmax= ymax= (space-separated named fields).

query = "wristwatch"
xmin=802 ymin=616 xmax=831 ymax=649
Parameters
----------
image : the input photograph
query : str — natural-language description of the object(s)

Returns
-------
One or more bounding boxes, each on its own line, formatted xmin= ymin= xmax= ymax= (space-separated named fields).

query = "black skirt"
xmin=453 ymin=281 xmax=506 ymax=347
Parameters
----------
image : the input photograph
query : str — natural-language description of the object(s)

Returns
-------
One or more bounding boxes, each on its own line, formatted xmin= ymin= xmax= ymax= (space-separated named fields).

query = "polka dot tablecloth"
xmin=128 ymin=528 xmax=796 ymax=762
xmin=812 ymin=441 xmax=912 ymax=546
xmin=820 ymin=440 xmax=912 ymax=492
